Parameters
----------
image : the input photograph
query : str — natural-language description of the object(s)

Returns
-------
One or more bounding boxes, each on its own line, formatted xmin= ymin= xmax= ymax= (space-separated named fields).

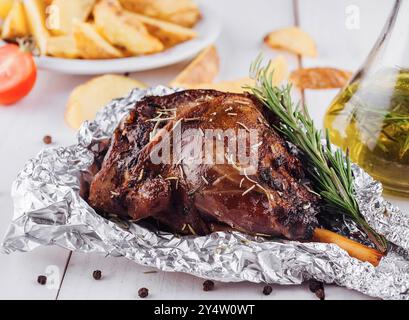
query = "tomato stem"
xmin=16 ymin=37 xmax=37 ymax=55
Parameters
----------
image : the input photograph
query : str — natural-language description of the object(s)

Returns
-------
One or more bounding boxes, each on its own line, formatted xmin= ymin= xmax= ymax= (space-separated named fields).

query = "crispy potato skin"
xmin=119 ymin=0 xmax=201 ymax=27
xmin=129 ymin=12 xmax=197 ymax=48
xmin=46 ymin=36 xmax=79 ymax=59
xmin=0 ymin=0 xmax=13 ymax=20
xmin=1 ymin=1 xmax=29 ymax=39
xmin=264 ymin=26 xmax=317 ymax=57
xmin=65 ymin=75 xmax=147 ymax=129
xmin=23 ymin=0 xmax=49 ymax=55
xmin=172 ymin=55 xmax=289 ymax=93
xmin=2 ymin=0 xmax=200 ymax=59
xmin=180 ymin=78 xmax=254 ymax=94
xmin=73 ymin=22 xmax=123 ymax=59
xmin=93 ymin=0 xmax=164 ymax=55
xmin=170 ymin=45 xmax=220 ymax=87
xmin=290 ymin=67 xmax=352 ymax=89
xmin=49 ymin=0 xmax=95 ymax=36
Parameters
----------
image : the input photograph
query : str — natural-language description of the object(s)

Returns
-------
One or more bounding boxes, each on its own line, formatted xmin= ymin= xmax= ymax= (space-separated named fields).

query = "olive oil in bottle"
xmin=324 ymin=0 xmax=409 ymax=195
xmin=324 ymin=68 xmax=409 ymax=194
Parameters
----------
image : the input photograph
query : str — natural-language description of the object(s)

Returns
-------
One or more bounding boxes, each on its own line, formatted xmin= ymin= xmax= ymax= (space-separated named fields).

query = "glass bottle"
xmin=324 ymin=0 xmax=409 ymax=195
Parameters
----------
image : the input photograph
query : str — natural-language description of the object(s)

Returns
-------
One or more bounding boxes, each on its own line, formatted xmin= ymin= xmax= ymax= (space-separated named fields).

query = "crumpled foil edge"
xmin=2 ymin=86 xmax=409 ymax=300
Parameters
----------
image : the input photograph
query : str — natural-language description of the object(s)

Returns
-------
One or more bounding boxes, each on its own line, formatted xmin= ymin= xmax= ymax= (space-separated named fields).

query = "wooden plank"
xmin=0 ymin=248 xmax=70 ymax=300
xmin=0 ymin=71 xmax=85 ymax=299
xmin=57 ymin=252 xmax=370 ymax=300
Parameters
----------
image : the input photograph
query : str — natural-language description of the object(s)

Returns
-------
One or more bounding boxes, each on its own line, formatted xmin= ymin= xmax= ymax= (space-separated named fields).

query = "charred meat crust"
xmin=88 ymin=90 xmax=320 ymax=241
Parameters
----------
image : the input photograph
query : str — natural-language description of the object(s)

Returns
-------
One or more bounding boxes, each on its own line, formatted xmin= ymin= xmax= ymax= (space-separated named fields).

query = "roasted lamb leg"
xmin=88 ymin=90 xmax=320 ymax=241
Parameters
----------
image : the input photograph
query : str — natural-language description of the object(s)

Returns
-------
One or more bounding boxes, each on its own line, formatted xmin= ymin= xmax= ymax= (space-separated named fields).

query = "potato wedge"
xmin=185 ymin=78 xmax=254 ymax=94
xmin=2 ymin=0 xmax=29 ymax=39
xmin=23 ymin=0 xmax=49 ymax=55
xmin=264 ymin=26 xmax=317 ymax=57
xmin=65 ymin=75 xmax=147 ymax=129
xmin=265 ymin=55 xmax=289 ymax=87
xmin=94 ymin=0 xmax=164 ymax=55
xmin=168 ymin=8 xmax=201 ymax=29
xmin=46 ymin=35 xmax=79 ymax=58
xmin=290 ymin=67 xmax=352 ymax=89
xmin=127 ymin=12 xmax=197 ymax=48
xmin=0 ymin=0 xmax=13 ymax=20
xmin=175 ymin=55 xmax=289 ymax=93
xmin=49 ymin=0 xmax=95 ymax=36
xmin=170 ymin=46 xmax=219 ymax=87
xmin=73 ymin=22 xmax=123 ymax=59
xmin=119 ymin=0 xmax=201 ymax=28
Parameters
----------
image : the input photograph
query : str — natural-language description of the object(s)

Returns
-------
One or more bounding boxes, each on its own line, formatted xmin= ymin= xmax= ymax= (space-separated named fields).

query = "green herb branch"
xmin=248 ymin=57 xmax=388 ymax=253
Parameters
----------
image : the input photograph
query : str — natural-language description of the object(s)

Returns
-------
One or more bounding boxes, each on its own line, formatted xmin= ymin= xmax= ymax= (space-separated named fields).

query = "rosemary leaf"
xmin=248 ymin=56 xmax=388 ymax=252
xmin=399 ymin=135 xmax=409 ymax=159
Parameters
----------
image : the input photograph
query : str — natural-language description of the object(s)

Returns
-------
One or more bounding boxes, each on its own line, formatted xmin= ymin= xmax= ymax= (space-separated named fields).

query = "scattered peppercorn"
xmin=309 ymin=279 xmax=325 ymax=300
xmin=43 ymin=135 xmax=52 ymax=144
xmin=315 ymin=288 xmax=325 ymax=300
xmin=124 ymin=72 xmax=130 ymax=77
xmin=138 ymin=287 xmax=149 ymax=298
xmin=203 ymin=280 xmax=215 ymax=291
xmin=37 ymin=275 xmax=47 ymax=285
xmin=309 ymin=279 xmax=323 ymax=292
xmin=262 ymin=285 xmax=273 ymax=295
xmin=92 ymin=270 xmax=102 ymax=280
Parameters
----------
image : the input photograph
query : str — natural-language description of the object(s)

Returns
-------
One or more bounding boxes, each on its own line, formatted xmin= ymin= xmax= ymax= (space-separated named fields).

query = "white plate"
xmin=33 ymin=6 xmax=221 ymax=75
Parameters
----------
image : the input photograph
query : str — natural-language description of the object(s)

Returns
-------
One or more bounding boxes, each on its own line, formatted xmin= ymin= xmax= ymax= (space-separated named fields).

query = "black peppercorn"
xmin=315 ymin=288 xmax=325 ymax=300
xmin=203 ymin=280 xmax=214 ymax=291
xmin=43 ymin=135 xmax=52 ymax=145
xmin=309 ymin=279 xmax=325 ymax=300
xmin=37 ymin=275 xmax=47 ymax=285
xmin=92 ymin=270 xmax=102 ymax=280
xmin=138 ymin=287 xmax=149 ymax=298
xmin=308 ymin=279 xmax=323 ymax=292
xmin=262 ymin=285 xmax=273 ymax=295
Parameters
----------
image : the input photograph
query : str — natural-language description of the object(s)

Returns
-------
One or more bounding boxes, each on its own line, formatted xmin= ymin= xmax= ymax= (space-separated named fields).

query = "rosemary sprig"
xmin=248 ymin=57 xmax=388 ymax=253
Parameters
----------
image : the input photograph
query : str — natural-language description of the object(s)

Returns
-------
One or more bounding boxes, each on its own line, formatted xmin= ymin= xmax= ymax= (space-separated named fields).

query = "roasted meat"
xmin=88 ymin=90 xmax=320 ymax=241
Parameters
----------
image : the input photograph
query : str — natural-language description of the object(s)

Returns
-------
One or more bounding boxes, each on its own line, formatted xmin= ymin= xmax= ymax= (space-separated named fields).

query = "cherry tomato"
xmin=0 ymin=44 xmax=37 ymax=106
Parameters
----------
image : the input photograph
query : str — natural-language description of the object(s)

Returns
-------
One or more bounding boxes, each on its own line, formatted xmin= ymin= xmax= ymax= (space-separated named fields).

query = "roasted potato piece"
xmin=290 ymin=67 xmax=352 ymax=89
xmin=119 ymin=0 xmax=201 ymax=28
xmin=170 ymin=45 xmax=219 ymax=87
xmin=185 ymin=78 xmax=254 ymax=94
xmin=265 ymin=55 xmax=289 ymax=86
xmin=1 ymin=0 xmax=29 ymax=39
xmin=46 ymin=35 xmax=79 ymax=58
xmin=175 ymin=55 xmax=288 ymax=92
xmin=128 ymin=12 xmax=197 ymax=48
xmin=49 ymin=0 xmax=95 ymax=35
xmin=94 ymin=0 xmax=164 ymax=55
xmin=23 ymin=0 xmax=49 ymax=55
xmin=73 ymin=22 xmax=123 ymax=59
xmin=168 ymin=9 xmax=200 ymax=29
xmin=65 ymin=74 xmax=147 ymax=129
xmin=264 ymin=26 xmax=317 ymax=57
xmin=0 ymin=0 xmax=13 ymax=20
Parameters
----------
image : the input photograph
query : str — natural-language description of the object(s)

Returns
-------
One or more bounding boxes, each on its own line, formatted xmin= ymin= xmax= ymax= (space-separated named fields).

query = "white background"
xmin=0 ymin=0 xmax=408 ymax=300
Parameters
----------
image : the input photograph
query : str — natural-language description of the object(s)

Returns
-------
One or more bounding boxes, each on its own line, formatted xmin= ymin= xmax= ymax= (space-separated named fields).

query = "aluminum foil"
xmin=2 ymin=86 xmax=409 ymax=300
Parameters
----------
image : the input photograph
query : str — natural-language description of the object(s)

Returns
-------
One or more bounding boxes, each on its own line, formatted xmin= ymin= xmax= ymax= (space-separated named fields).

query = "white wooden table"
xmin=0 ymin=0 xmax=406 ymax=300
